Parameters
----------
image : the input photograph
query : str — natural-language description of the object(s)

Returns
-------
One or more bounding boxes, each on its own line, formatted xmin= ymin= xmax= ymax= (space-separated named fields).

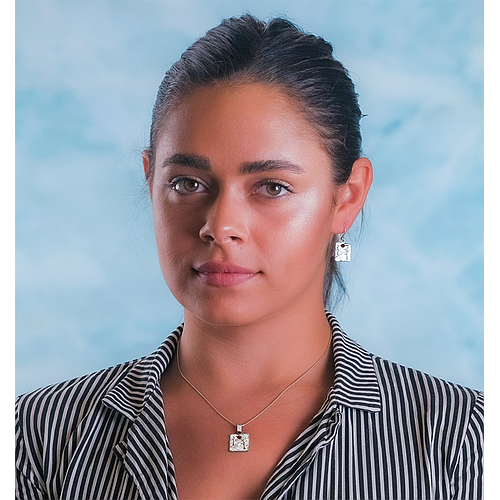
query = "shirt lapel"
xmin=261 ymin=313 xmax=382 ymax=499
xmin=102 ymin=326 xmax=183 ymax=500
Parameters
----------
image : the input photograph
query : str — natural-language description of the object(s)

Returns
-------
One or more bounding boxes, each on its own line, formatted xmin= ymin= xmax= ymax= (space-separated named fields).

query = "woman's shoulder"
xmin=328 ymin=312 xmax=483 ymax=424
xmin=371 ymin=352 xmax=483 ymax=403
xmin=15 ymin=356 xmax=143 ymax=494
xmin=17 ymin=356 xmax=137 ymax=405
xmin=369 ymin=351 xmax=483 ymax=432
xmin=15 ymin=358 xmax=139 ymax=439
xmin=16 ymin=328 xmax=182 ymax=442
xmin=16 ymin=327 xmax=182 ymax=417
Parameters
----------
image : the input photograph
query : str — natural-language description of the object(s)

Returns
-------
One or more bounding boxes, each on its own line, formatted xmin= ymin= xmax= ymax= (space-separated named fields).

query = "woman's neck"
xmin=178 ymin=300 xmax=333 ymax=395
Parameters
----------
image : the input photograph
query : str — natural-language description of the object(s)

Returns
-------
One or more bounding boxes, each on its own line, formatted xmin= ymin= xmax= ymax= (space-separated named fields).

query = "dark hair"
xmin=146 ymin=14 xmax=363 ymax=308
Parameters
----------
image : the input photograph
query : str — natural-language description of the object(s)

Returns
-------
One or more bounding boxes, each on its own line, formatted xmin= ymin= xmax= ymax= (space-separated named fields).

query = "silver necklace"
xmin=176 ymin=338 xmax=331 ymax=452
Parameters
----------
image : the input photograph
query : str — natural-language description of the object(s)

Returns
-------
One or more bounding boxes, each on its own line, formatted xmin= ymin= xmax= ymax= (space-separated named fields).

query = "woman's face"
xmin=148 ymin=82 xmax=342 ymax=326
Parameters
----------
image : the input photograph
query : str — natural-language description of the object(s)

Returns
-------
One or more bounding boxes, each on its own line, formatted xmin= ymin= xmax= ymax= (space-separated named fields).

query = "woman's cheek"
xmin=256 ymin=199 xmax=332 ymax=269
xmin=274 ymin=192 xmax=333 ymax=238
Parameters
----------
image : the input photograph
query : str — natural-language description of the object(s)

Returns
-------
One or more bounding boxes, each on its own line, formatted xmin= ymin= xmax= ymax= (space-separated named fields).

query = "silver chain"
xmin=176 ymin=337 xmax=331 ymax=430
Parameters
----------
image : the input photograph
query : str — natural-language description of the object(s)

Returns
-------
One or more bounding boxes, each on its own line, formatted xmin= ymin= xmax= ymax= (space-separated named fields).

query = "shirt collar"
xmin=326 ymin=312 xmax=382 ymax=412
xmin=102 ymin=325 xmax=182 ymax=419
xmin=102 ymin=313 xmax=381 ymax=419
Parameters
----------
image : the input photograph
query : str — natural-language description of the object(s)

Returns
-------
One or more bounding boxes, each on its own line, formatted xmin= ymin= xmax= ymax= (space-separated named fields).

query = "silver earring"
xmin=334 ymin=229 xmax=351 ymax=262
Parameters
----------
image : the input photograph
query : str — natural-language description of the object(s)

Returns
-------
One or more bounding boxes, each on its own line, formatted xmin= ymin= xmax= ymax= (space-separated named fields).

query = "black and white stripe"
xmin=16 ymin=314 xmax=483 ymax=499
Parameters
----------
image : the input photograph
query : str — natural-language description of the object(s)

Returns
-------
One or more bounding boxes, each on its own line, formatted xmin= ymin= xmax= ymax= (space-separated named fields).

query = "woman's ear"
xmin=142 ymin=150 xmax=153 ymax=196
xmin=331 ymin=157 xmax=373 ymax=233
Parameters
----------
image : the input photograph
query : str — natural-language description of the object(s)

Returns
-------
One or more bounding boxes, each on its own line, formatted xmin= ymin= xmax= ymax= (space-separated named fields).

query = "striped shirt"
xmin=16 ymin=314 xmax=483 ymax=499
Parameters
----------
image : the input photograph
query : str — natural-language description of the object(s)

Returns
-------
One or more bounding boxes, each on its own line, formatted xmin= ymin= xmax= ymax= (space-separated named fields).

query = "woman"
xmin=16 ymin=15 xmax=483 ymax=500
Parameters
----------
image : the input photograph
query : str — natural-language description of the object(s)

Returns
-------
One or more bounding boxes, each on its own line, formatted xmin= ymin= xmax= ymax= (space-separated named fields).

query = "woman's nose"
xmin=199 ymin=192 xmax=248 ymax=245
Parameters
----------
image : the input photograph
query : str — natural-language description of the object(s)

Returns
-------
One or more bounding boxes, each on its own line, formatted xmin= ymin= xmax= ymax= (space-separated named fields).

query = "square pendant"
xmin=229 ymin=433 xmax=250 ymax=452
xmin=334 ymin=242 xmax=351 ymax=262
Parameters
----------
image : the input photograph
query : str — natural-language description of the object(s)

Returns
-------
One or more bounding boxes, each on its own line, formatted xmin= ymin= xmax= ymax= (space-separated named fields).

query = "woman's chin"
xmin=180 ymin=294 xmax=279 ymax=328
xmin=187 ymin=303 xmax=262 ymax=328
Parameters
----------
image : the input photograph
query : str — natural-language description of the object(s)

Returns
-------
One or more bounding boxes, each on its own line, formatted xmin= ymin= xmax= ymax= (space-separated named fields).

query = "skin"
xmin=144 ymin=81 xmax=372 ymax=499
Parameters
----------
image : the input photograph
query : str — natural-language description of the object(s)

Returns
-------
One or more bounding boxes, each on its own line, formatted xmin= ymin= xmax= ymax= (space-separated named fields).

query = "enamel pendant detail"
xmin=229 ymin=425 xmax=250 ymax=452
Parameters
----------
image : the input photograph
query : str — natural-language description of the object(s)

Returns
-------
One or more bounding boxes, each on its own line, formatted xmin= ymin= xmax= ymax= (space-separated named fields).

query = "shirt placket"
xmin=260 ymin=397 xmax=342 ymax=500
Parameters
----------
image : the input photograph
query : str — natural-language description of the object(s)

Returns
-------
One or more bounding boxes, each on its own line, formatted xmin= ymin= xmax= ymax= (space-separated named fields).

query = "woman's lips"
xmin=194 ymin=261 xmax=258 ymax=287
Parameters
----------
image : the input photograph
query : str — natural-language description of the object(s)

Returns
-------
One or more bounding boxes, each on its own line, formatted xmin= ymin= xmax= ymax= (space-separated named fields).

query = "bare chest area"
xmin=161 ymin=375 xmax=330 ymax=500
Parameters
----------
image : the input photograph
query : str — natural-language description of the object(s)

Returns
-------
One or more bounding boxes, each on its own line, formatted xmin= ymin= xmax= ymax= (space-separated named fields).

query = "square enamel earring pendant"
xmin=334 ymin=229 xmax=351 ymax=262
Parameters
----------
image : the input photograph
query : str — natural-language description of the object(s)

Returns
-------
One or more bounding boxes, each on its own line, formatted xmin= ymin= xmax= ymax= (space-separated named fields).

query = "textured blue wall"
xmin=16 ymin=0 xmax=483 ymax=394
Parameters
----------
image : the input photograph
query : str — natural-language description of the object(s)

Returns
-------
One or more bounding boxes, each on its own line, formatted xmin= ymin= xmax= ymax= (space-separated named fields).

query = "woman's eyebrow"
xmin=239 ymin=160 xmax=305 ymax=174
xmin=161 ymin=155 xmax=304 ymax=174
xmin=161 ymin=153 xmax=211 ymax=171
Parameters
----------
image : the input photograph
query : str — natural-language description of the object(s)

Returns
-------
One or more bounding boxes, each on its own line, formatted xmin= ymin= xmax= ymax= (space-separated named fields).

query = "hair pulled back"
xmin=146 ymin=14 xmax=363 ymax=308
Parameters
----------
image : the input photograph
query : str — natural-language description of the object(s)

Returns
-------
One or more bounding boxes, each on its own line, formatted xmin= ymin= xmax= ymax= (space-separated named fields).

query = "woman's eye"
xmin=258 ymin=181 xmax=291 ymax=198
xmin=171 ymin=178 xmax=206 ymax=194
xmin=265 ymin=183 xmax=284 ymax=196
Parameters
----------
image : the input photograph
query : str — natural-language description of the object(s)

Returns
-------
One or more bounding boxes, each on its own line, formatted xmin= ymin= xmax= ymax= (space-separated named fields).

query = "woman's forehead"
xmin=156 ymin=82 xmax=329 ymax=164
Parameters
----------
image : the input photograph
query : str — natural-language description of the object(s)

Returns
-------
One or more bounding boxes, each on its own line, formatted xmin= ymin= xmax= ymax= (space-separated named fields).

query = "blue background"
xmin=15 ymin=0 xmax=484 ymax=395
